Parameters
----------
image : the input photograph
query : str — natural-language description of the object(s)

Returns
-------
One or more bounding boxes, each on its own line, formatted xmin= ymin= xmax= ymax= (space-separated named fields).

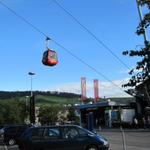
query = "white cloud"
xmin=49 ymin=78 xmax=132 ymax=98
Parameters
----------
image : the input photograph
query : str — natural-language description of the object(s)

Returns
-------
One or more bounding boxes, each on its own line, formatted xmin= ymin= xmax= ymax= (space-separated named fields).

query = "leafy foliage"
xmin=140 ymin=0 xmax=150 ymax=9
xmin=38 ymin=105 xmax=61 ymax=125
xmin=0 ymin=99 xmax=27 ymax=125
xmin=122 ymin=1 xmax=150 ymax=88
xmin=67 ymin=107 xmax=76 ymax=121
xmin=0 ymin=92 xmax=80 ymax=125
xmin=67 ymin=107 xmax=80 ymax=124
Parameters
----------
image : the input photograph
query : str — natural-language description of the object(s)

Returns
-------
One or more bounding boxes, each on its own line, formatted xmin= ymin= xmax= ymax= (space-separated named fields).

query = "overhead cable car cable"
xmin=0 ymin=0 xmax=47 ymax=38
xmin=52 ymin=40 xmax=123 ymax=90
xmin=51 ymin=0 xmax=131 ymax=71
xmin=0 ymin=0 xmax=126 ymax=93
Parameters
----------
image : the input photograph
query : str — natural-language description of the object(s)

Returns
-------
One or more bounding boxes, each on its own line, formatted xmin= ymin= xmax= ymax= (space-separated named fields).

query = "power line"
xmin=51 ymin=0 xmax=131 ymax=71
xmin=0 ymin=0 xmax=126 ymax=93
xmin=53 ymin=40 xmax=121 ymax=88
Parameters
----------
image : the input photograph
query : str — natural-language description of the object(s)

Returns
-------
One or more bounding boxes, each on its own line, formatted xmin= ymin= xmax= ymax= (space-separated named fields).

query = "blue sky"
xmin=0 ymin=0 xmax=146 ymax=98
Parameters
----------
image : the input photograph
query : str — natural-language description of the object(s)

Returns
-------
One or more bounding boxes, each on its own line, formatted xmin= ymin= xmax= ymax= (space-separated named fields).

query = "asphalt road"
xmin=0 ymin=130 xmax=150 ymax=150
xmin=99 ymin=129 xmax=150 ymax=150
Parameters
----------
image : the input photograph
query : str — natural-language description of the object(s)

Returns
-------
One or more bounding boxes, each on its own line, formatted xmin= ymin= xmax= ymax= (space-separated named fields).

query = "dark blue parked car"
xmin=18 ymin=125 xmax=109 ymax=150
xmin=3 ymin=125 xmax=31 ymax=145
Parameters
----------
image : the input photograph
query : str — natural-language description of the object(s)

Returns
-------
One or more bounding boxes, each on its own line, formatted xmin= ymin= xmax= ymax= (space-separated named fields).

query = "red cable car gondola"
xmin=42 ymin=49 xmax=58 ymax=66
xmin=42 ymin=37 xmax=58 ymax=66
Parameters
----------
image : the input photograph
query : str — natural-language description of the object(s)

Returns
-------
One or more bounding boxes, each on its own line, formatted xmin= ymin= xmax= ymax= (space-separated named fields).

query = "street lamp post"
xmin=25 ymin=96 xmax=29 ymax=124
xmin=25 ymin=96 xmax=29 ymax=112
xmin=28 ymin=72 xmax=35 ymax=97
xmin=28 ymin=72 xmax=35 ymax=124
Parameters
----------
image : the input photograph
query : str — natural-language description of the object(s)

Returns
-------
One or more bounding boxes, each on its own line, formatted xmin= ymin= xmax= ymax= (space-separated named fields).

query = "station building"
xmin=75 ymin=98 xmax=136 ymax=128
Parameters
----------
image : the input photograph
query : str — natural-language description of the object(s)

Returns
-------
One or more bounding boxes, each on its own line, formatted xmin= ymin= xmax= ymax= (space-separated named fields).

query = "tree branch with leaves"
xmin=122 ymin=0 xmax=150 ymax=88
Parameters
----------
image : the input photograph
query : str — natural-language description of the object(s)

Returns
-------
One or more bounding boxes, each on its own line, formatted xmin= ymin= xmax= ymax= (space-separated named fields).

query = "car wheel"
xmin=87 ymin=145 xmax=98 ymax=150
xmin=8 ymin=139 xmax=15 ymax=145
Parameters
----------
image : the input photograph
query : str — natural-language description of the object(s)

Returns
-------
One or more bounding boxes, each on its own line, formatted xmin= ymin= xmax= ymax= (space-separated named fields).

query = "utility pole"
xmin=28 ymin=72 xmax=35 ymax=97
xmin=136 ymin=0 xmax=148 ymax=45
xmin=29 ymin=94 xmax=35 ymax=124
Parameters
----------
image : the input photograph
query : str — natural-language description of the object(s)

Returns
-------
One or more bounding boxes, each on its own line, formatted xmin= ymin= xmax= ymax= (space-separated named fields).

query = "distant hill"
xmin=0 ymin=91 xmax=81 ymax=106
xmin=0 ymin=91 xmax=81 ymax=99
xmin=35 ymin=95 xmax=80 ymax=106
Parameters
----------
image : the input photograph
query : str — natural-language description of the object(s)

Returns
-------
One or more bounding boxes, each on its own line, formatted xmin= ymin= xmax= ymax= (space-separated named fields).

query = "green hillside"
xmin=35 ymin=95 xmax=80 ymax=106
xmin=0 ymin=91 xmax=81 ymax=106
xmin=0 ymin=95 xmax=80 ymax=106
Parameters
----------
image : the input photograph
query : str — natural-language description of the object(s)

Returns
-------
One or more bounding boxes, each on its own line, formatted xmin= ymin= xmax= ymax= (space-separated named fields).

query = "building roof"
xmin=75 ymin=100 xmax=132 ymax=110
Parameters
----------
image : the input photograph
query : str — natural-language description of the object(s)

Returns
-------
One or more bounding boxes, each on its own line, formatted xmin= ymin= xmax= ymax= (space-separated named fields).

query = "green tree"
xmin=0 ymin=99 xmax=27 ymax=125
xmin=0 ymin=103 xmax=5 ymax=124
xmin=67 ymin=107 xmax=80 ymax=124
xmin=38 ymin=105 xmax=60 ymax=125
xmin=67 ymin=107 xmax=76 ymax=121
xmin=122 ymin=0 xmax=150 ymax=89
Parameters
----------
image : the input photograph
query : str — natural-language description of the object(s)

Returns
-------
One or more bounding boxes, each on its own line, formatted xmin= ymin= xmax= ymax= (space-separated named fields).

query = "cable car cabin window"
xmin=48 ymin=51 xmax=57 ymax=60
xmin=43 ymin=51 xmax=48 ymax=58
xmin=42 ymin=51 xmax=48 ymax=63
